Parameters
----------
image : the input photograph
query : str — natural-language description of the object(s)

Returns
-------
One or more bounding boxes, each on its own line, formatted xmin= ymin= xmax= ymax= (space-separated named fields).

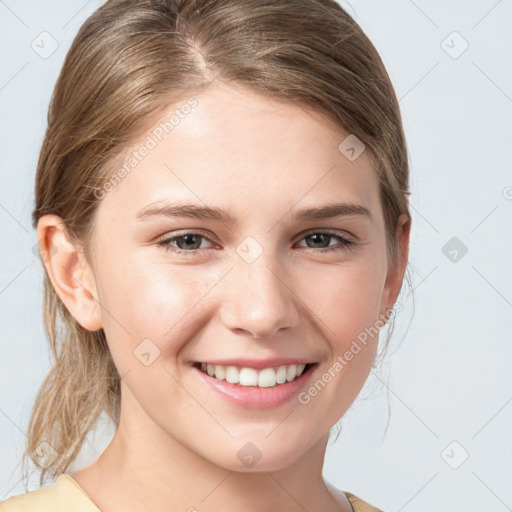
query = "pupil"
xmin=309 ymin=233 xmax=327 ymax=248
xmin=181 ymin=234 xmax=200 ymax=249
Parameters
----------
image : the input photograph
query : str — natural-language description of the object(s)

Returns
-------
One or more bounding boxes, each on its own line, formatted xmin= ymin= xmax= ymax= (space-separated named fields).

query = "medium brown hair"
xmin=25 ymin=0 xmax=411 ymax=486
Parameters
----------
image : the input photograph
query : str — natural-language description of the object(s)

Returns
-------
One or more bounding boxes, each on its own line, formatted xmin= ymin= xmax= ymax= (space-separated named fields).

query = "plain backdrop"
xmin=1 ymin=1 xmax=511 ymax=511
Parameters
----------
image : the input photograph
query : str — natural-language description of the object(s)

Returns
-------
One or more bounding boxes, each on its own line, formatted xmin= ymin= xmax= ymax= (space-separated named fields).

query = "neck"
xmin=72 ymin=386 xmax=352 ymax=512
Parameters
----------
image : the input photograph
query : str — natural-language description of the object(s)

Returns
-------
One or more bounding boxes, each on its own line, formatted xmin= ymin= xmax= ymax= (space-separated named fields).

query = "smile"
xmin=195 ymin=362 xmax=314 ymax=388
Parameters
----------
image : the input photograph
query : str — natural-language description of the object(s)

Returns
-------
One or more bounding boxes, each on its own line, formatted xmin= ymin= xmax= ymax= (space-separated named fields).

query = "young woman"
xmin=0 ymin=1 xmax=411 ymax=511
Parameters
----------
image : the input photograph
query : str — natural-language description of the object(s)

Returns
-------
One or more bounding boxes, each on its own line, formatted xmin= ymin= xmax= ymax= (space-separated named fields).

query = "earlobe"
xmin=380 ymin=213 xmax=411 ymax=319
xmin=36 ymin=214 xmax=103 ymax=331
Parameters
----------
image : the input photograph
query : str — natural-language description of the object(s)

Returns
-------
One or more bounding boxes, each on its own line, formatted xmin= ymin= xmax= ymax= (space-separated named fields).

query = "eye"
xmin=295 ymin=231 xmax=355 ymax=253
xmin=157 ymin=230 xmax=354 ymax=255
xmin=157 ymin=232 xmax=214 ymax=253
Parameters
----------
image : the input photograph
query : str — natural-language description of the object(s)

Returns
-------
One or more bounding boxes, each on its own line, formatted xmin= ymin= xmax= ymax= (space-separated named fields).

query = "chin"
xmin=203 ymin=431 xmax=318 ymax=473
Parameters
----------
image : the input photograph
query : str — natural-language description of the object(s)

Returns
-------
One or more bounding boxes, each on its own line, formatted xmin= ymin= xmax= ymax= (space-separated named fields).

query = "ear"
xmin=35 ymin=214 xmax=103 ymax=331
xmin=380 ymin=213 xmax=411 ymax=320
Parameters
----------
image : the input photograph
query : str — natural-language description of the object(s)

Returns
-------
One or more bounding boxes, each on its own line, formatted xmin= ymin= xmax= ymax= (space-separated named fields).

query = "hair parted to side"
xmin=26 ymin=0 xmax=411 ymax=486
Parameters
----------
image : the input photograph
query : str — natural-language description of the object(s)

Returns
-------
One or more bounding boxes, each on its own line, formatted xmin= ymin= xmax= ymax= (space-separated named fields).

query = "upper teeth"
xmin=200 ymin=363 xmax=307 ymax=388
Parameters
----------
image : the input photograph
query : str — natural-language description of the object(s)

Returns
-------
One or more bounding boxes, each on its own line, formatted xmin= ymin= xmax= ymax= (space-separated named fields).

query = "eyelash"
xmin=156 ymin=230 xmax=355 ymax=255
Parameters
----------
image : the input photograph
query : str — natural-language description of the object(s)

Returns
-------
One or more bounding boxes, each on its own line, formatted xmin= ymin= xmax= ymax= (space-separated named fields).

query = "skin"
xmin=38 ymin=82 xmax=410 ymax=512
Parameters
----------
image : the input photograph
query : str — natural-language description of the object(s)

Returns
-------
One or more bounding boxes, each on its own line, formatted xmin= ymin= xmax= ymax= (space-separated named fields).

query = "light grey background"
xmin=1 ymin=1 xmax=511 ymax=511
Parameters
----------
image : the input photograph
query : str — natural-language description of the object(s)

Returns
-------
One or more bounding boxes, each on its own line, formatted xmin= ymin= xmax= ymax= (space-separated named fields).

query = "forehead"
xmin=98 ymin=82 xmax=381 ymax=224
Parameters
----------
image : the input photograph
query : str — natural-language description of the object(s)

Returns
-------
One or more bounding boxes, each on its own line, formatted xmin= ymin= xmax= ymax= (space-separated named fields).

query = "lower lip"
xmin=193 ymin=364 xmax=317 ymax=409
xmin=192 ymin=364 xmax=318 ymax=409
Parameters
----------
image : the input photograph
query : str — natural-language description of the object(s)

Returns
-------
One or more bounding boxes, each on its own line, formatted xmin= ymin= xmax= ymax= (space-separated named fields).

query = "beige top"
xmin=0 ymin=473 xmax=384 ymax=511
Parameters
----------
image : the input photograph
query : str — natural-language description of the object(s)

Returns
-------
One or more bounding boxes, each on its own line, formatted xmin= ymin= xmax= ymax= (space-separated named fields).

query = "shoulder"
xmin=325 ymin=481 xmax=385 ymax=512
xmin=345 ymin=490 xmax=386 ymax=512
xmin=0 ymin=474 xmax=101 ymax=512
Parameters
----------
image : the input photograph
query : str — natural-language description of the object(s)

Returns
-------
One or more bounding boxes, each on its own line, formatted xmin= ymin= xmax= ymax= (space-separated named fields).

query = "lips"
xmin=192 ymin=361 xmax=318 ymax=408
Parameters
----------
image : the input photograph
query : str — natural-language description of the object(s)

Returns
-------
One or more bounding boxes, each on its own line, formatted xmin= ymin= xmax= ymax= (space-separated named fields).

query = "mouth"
xmin=193 ymin=361 xmax=317 ymax=389
xmin=192 ymin=360 xmax=319 ymax=408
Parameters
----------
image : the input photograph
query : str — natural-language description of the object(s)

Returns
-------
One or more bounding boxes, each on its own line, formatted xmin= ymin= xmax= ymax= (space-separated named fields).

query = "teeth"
xmin=286 ymin=364 xmax=297 ymax=382
xmin=225 ymin=365 xmax=239 ymax=384
xmin=258 ymin=368 xmax=276 ymax=388
xmin=276 ymin=365 xmax=287 ymax=384
xmin=214 ymin=365 xmax=226 ymax=381
xmin=240 ymin=367 xmax=258 ymax=386
xmin=198 ymin=362 xmax=310 ymax=388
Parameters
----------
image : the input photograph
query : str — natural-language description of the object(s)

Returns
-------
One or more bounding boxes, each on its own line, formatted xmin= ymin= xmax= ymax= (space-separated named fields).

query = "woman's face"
xmin=84 ymin=82 xmax=405 ymax=472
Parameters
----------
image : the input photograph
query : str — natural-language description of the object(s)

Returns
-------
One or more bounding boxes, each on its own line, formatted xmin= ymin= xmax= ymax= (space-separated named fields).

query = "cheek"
xmin=94 ymin=254 xmax=219 ymax=367
xmin=297 ymin=255 xmax=386 ymax=345
xmin=294 ymin=257 xmax=386 ymax=409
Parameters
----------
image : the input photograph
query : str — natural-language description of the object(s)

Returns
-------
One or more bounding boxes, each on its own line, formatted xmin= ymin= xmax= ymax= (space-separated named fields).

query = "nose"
xmin=220 ymin=250 xmax=301 ymax=340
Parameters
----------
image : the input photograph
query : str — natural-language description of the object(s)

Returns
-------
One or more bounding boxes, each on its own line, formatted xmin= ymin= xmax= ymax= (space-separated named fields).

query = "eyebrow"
xmin=135 ymin=201 xmax=372 ymax=224
xmin=292 ymin=202 xmax=372 ymax=222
